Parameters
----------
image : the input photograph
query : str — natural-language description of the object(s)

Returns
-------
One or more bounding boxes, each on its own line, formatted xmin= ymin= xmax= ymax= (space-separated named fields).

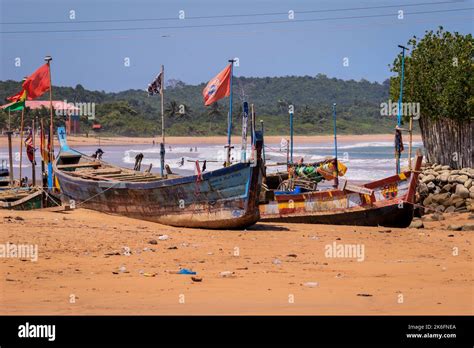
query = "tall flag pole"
xmin=202 ymin=62 xmax=233 ymax=165
xmin=396 ymin=45 xmax=409 ymax=174
xmin=332 ymin=103 xmax=339 ymax=189
xmin=289 ymin=107 xmax=294 ymax=164
xmin=147 ymin=67 xmax=165 ymax=176
xmin=226 ymin=59 xmax=235 ymax=166
xmin=160 ymin=65 xmax=166 ymax=177
xmin=241 ymin=101 xmax=249 ymax=162
xmin=161 ymin=65 xmax=165 ymax=146
xmin=18 ymin=77 xmax=27 ymax=183
xmin=44 ymin=56 xmax=54 ymax=189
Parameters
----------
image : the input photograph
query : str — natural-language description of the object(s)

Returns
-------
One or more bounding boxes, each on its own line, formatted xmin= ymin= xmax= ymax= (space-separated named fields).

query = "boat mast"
xmin=160 ymin=64 xmax=165 ymax=177
xmin=45 ymin=55 xmax=54 ymax=189
xmin=289 ymin=106 xmax=294 ymax=164
xmin=333 ymin=103 xmax=339 ymax=189
xmin=395 ymin=45 xmax=408 ymax=174
xmin=226 ymin=59 xmax=235 ymax=166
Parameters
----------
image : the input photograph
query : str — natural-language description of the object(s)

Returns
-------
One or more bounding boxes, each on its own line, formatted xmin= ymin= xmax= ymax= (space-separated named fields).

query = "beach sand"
xmin=0 ymin=133 xmax=423 ymax=147
xmin=1 ymin=208 xmax=472 ymax=315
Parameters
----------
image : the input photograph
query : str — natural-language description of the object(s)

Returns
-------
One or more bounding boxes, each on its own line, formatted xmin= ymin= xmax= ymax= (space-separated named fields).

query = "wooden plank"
xmin=57 ymin=162 xmax=101 ymax=169
xmin=343 ymin=181 xmax=374 ymax=195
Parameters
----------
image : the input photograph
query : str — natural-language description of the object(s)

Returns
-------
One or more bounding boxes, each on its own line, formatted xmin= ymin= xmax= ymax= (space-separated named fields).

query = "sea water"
xmin=1 ymin=140 xmax=422 ymax=184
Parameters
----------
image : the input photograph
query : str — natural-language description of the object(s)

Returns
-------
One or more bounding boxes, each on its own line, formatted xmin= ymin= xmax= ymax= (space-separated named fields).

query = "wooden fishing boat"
xmin=259 ymin=154 xmax=422 ymax=227
xmin=53 ymin=127 xmax=264 ymax=229
xmin=0 ymin=187 xmax=60 ymax=210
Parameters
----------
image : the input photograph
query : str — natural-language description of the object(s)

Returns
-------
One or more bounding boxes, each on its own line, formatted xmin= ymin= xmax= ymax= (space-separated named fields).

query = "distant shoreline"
xmin=0 ymin=133 xmax=424 ymax=147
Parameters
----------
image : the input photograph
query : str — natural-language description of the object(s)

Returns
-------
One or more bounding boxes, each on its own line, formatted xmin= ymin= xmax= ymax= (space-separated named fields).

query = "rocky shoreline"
xmin=416 ymin=164 xmax=474 ymax=214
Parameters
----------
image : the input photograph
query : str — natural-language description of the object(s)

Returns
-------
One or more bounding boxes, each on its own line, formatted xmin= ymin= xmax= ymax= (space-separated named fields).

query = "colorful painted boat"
xmin=53 ymin=127 xmax=264 ymax=229
xmin=259 ymin=155 xmax=422 ymax=227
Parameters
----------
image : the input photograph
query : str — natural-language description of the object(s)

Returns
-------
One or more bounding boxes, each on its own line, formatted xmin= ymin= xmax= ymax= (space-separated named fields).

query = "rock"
xmin=448 ymin=175 xmax=459 ymax=183
xmin=435 ymin=205 xmax=446 ymax=212
xmin=272 ymin=258 xmax=282 ymax=265
xmin=303 ymin=282 xmax=319 ymax=288
xmin=220 ymin=271 xmax=234 ymax=278
xmin=418 ymin=183 xmax=429 ymax=195
xmin=455 ymin=185 xmax=469 ymax=199
xmin=427 ymin=182 xmax=436 ymax=191
xmin=440 ymin=184 xmax=452 ymax=193
xmin=464 ymin=179 xmax=473 ymax=189
xmin=470 ymin=192 xmax=474 ymax=199
xmin=432 ymin=193 xmax=450 ymax=204
xmin=148 ymin=239 xmax=158 ymax=245
xmin=158 ymin=235 xmax=169 ymax=241
xmin=423 ymin=195 xmax=433 ymax=206
xmin=409 ymin=220 xmax=424 ymax=229
xmin=444 ymin=206 xmax=456 ymax=213
xmin=421 ymin=174 xmax=436 ymax=184
xmin=433 ymin=164 xmax=443 ymax=171
xmin=451 ymin=170 xmax=460 ymax=175
xmin=438 ymin=173 xmax=450 ymax=182
xmin=461 ymin=224 xmax=474 ymax=231
xmin=456 ymin=175 xmax=469 ymax=184
xmin=357 ymin=293 xmax=373 ymax=297
xmin=447 ymin=224 xmax=462 ymax=231
xmin=441 ymin=165 xmax=451 ymax=170
xmin=431 ymin=213 xmax=445 ymax=221
xmin=14 ymin=216 xmax=24 ymax=221
xmin=191 ymin=276 xmax=202 ymax=282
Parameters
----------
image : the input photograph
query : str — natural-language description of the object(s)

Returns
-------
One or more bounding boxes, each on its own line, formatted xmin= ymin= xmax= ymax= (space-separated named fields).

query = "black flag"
xmin=147 ymin=72 xmax=163 ymax=96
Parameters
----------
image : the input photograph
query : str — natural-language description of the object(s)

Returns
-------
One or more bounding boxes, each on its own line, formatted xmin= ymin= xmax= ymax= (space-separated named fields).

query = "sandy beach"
xmin=1 ymin=208 xmax=472 ymax=315
xmin=0 ymin=133 xmax=423 ymax=147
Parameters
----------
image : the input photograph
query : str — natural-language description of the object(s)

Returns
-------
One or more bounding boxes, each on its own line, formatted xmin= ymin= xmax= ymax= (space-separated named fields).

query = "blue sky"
xmin=0 ymin=0 xmax=472 ymax=91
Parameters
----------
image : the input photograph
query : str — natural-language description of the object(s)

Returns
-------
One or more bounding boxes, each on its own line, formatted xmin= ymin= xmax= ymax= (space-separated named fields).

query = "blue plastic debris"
xmin=178 ymin=268 xmax=196 ymax=275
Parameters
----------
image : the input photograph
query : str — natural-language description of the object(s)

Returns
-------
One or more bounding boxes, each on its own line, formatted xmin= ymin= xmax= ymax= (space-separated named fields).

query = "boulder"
xmin=444 ymin=206 xmax=456 ymax=213
xmin=418 ymin=183 xmax=429 ymax=195
xmin=432 ymin=193 xmax=450 ymax=204
xmin=438 ymin=173 xmax=450 ymax=182
xmin=455 ymin=184 xmax=470 ymax=199
xmin=441 ymin=184 xmax=452 ymax=193
xmin=461 ymin=224 xmax=474 ymax=231
xmin=456 ymin=175 xmax=469 ymax=184
xmin=451 ymin=170 xmax=460 ymax=175
xmin=433 ymin=165 xmax=443 ymax=171
xmin=447 ymin=224 xmax=462 ymax=231
xmin=423 ymin=195 xmax=433 ymax=206
xmin=427 ymin=182 xmax=436 ymax=191
xmin=470 ymin=186 xmax=474 ymax=193
xmin=448 ymin=175 xmax=459 ymax=183
xmin=441 ymin=165 xmax=451 ymax=170
xmin=421 ymin=174 xmax=436 ymax=184
xmin=464 ymin=179 xmax=472 ymax=189
xmin=470 ymin=192 xmax=474 ymax=199
xmin=409 ymin=220 xmax=424 ymax=229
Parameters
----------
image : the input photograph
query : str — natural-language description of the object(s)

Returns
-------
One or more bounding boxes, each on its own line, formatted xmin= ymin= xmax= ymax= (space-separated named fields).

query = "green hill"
xmin=0 ymin=75 xmax=408 ymax=136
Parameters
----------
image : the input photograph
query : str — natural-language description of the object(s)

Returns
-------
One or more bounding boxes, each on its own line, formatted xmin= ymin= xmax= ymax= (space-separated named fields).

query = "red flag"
xmin=202 ymin=64 xmax=231 ymax=106
xmin=22 ymin=63 xmax=50 ymax=99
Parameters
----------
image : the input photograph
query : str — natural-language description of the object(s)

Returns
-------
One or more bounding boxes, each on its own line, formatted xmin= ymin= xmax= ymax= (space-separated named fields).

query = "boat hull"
xmin=56 ymin=162 xmax=262 ymax=229
xmin=260 ymin=155 xmax=422 ymax=228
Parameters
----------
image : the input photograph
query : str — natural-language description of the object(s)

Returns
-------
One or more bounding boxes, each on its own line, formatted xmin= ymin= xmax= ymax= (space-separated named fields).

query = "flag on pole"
xmin=202 ymin=64 xmax=232 ymax=106
xmin=25 ymin=130 xmax=36 ymax=165
xmin=22 ymin=63 xmax=50 ymax=99
xmin=3 ymin=90 xmax=27 ymax=111
xmin=147 ymin=72 xmax=163 ymax=96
